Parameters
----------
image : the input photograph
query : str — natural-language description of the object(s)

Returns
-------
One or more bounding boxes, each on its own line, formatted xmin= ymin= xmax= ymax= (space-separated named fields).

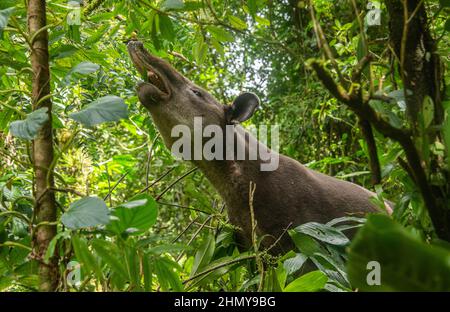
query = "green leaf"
xmin=142 ymin=255 xmax=153 ymax=291
xmin=91 ymin=239 xmax=128 ymax=280
xmin=284 ymin=270 xmax=328 ymax=292
xmin=445 ymin=18 xmax=450 ymax=32
xmin=444 ymin=106 xmax=450 ymax=171
xmin=347 ymin=215 xmax=450 ymax=291
xmin=44 ymin=231 xmax=70 ymax=263
xmin=292 ymin=222 xmax=350 ymax=246
xmin=9 ymin=108 xmax=49 ymax=140
xmin=107 ymin=194 xmax=158 ymax=236
xmin=154 ymin=257 xmax=183 ymax=291
xmin=190 ymin=234 xmax=215 ymax=277
xmin=289 ymin=231 xmax=322 ymax=256
xmin=284 ymin=253 xmax=308 ymax=275
xmin=193 ymin=35 xmax=208 ymax=64
xmin=69 ymin=95 xmax=128 ymax=127
xmin=228 ymin=15 xmax=247 ymax=30
xmin=158 ymin=14 xmax=175 ymax=42
xmin=161 ymin=0 xmax=185 ymax=10
xmin=0 ymin=7 xmax=14 ymax=36
xmin=247 ymin=0 xmax=257 ymax=18
xmin=71 ymin=235 xmax=102 ymax=279
xmin=421 ymin=95 xmax=434 ymax=129
xmin=61 ymin=196 xmax=110 ymax=229
xmin=207 ymin=26 xmax=234 ymax=43
xmin=70 ymin=61 xmax=100 ymax=75
xmin=439 ymin=0 xmax=450 ymax=8
xmin=255 ymin=15 xmax=270 ymax=26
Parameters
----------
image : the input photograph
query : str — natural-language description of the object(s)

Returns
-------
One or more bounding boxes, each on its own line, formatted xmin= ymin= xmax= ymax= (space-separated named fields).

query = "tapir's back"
xmin=228 ymin=154 xmax=379 ymax=253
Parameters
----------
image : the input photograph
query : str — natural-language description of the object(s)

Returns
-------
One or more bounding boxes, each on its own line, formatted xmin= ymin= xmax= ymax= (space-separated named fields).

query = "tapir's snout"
xmin=127 ymin=40 xmax=180 ymax=101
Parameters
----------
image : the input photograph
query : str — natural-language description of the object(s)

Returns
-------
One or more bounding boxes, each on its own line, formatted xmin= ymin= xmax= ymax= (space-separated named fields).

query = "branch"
xmin=359 ymin=118 xmax=381 ymax=185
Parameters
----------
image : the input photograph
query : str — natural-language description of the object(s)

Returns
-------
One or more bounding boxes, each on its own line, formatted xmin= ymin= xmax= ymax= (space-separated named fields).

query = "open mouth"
xmin=127 ymin=40 xmax=170 ymax=96
xmin=146 ymin=68 xmax=168 ymax=94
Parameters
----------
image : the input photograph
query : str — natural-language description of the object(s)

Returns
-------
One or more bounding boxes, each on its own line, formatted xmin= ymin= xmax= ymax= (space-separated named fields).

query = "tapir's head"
xmin=127 ymin=40 xmax=259 ymax=147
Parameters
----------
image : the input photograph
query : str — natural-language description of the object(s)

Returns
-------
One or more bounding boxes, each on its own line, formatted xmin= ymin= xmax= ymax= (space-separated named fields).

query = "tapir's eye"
xmin=192 ymin=89 xmax=202 ymax=97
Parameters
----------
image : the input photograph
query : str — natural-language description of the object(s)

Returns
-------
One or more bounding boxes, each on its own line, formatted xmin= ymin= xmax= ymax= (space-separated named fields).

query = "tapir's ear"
xmin=226 ymin=92 xmax=260 ymax=124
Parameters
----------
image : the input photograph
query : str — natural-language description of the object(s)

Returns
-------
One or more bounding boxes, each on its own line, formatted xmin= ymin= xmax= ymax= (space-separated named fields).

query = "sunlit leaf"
xmin=228 ymin=15 xmax=247 ymax=30
xmin=107 ymin=194 xmax=158 ymax=236
xmin=61 ymin=196 xmax=110 ymax=229
xmin=69 ymin=95 xmax=128 ymax=127
xmin=284 ymin=270 xmax=328 ymax=292
xmin=207 ymin=26 xmax=234 ymax=43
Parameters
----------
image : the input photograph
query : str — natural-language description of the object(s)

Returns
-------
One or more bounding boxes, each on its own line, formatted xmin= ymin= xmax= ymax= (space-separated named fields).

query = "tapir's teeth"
xmin=147 ymin=70 xmax=168 ymax=94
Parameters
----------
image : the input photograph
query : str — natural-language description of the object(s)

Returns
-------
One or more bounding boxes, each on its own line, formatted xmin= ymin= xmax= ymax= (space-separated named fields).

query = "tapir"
xmin=127 ymin=40 xmax=388 ymax=254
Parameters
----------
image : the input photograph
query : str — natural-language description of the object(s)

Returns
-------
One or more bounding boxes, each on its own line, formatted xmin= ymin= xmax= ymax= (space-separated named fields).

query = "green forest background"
xmin=0 ymin=0 xmax=450 ymax=292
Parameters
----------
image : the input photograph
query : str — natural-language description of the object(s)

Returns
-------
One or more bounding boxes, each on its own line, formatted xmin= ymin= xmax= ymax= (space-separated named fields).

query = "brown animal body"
xmin=127 ymin=40 xmax=383 ymax=253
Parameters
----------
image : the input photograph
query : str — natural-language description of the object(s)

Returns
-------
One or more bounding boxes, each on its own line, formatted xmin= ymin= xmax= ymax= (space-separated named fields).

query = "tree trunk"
xmin=28 ymin=0 xmax=58 ymax=291
xmin=385 ymin=0 xmax=448 ymax=239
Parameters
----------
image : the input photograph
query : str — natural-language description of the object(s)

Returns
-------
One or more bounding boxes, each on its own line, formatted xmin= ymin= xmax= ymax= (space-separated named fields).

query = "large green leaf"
xmin=283 ymin=270 xmax=328 ymax=292
xmin=69 ymin=95 xmax=128 ymax=127
xmin=107 ymin=194 xmax=158 ymax=236
xmin=347 ymin=215 xmax=450 ymax=291
xmin=61 ymin=196 xmax=110 ymax=229
xmin=291 ymin=222 xmax=350 ymax=246
xmin=9 ymin=108 xmax=49 ymax=140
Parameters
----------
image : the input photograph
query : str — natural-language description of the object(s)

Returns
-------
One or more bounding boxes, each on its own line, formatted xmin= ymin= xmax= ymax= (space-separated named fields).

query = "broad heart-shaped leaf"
xmin=61 ymin=196 xmax=110 ymax=229
xmin=283 ymin=270 xmax=328 ymax=292
xmin=291 ymin=222 xmax=350 ymax=246
xmin=69 ymin=95 xmax=128 ymax=127
xmin=107 ymin=194 xmax=158 ymax=236
xmin=9 ymin=108 xmax=49 ymax=140
xmin=70 ymin=61 xmax=100 ymax=75
xmin=347 ymin=215 xmax=450 ymax=291
xmin=0 ymin=7 xmax=14 ymax=36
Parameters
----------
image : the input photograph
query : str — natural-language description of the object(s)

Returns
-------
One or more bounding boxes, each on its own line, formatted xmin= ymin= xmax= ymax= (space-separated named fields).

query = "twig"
xmin=172 ymin=216 xmax=200 ymax=243
xmin=155 ymin=167 xmax=198 ymax=201
xmin=139 ymin=167 xmax=176 ymax=194
xmin=182 ymin=254 xmax=256 ymax=285
xmin=176 ymin=215 xmax=213 ymax=262
xmin=103 ymin=170 xmax=130 ymax=202
xmin=265 ymin=222 xmax=293 ymax=253
xmin=146 ymin=134 xmax=160 ymax=190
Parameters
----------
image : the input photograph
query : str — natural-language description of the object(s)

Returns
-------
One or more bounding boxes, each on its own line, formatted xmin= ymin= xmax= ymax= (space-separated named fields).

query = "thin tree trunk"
xmin=28 ymin=0 xmax=58 ymax=291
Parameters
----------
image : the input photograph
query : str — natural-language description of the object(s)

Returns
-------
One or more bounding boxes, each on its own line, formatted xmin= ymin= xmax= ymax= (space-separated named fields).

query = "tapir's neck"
xmin=191 ymin=125 xmax=278 ymax=200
